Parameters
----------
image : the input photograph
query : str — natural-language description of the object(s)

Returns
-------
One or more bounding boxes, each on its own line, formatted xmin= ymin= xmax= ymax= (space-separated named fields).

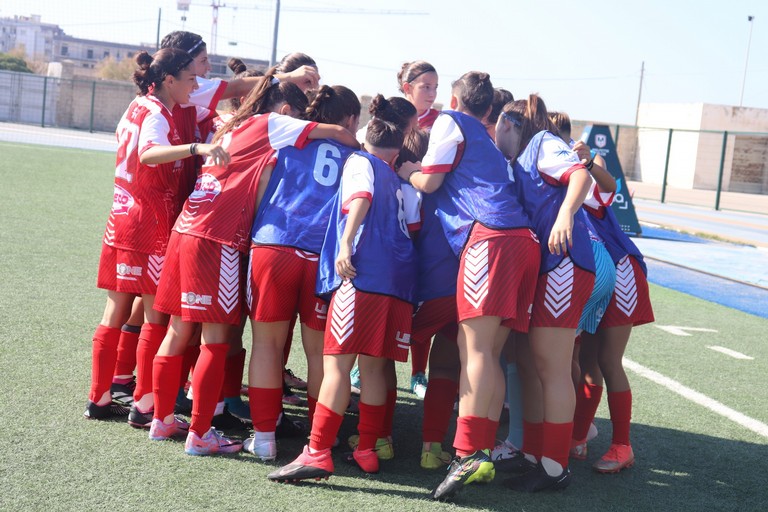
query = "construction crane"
xmin=177 ymin=1 xmax=427 ymax=58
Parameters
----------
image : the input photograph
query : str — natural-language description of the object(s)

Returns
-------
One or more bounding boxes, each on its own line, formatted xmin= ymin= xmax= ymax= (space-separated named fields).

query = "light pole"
xmin=739 ymin=15 xmax=754 ymax=107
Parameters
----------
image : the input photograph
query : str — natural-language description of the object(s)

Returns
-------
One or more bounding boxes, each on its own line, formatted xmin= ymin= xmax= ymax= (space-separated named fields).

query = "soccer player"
xmin=398 ymin=60 xmax=440 ymax=130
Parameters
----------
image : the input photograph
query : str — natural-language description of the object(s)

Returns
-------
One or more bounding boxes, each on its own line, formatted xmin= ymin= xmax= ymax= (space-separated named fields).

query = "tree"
xmin=96 ymin=56 xmax=135 ymax=81
xmin=0 ymin=53 xmax=33 ymax=73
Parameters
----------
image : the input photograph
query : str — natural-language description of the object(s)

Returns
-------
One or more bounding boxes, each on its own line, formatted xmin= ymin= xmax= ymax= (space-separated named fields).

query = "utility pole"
xmin=739 ymin=15 xmax=755 ymax=107
xmin=634 ymin=61 xmax=644 ymax=126
xmin=270 ymin=0 xmax=280 ymax=67
xmin=155 ymin=8 xmax=162 ymax=51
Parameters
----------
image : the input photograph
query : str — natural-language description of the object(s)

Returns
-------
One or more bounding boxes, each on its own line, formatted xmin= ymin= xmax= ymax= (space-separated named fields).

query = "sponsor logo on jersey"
xmin=189 ymin=173 xmax=221 ymax=203
xmin=595 ymin=134 xmax=607 ymax=149
xmin=116 ymin=262 xmax=142 ymax=280
xmin=112 ymin=185 xmax=135 ymax=215
xmin=181 ymin=291 xmax=213 ymax=310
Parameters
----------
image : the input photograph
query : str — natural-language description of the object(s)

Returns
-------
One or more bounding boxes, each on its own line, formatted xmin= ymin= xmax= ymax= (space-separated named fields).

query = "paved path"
xmin=0 ymin=121 xmax=115 ymax=152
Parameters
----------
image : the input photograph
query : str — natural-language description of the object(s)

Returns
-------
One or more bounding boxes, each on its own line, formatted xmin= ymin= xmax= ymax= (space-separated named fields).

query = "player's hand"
xmin=198 ymin=144 xmax=231 ymax=167
xmin=335 ymin=243 xmax=356 ymax=280
xmin=284 ymin=65 xmax=320 ymax=91
xmin=572 ymin=141 xmax=591 ymax=163
xmin=397 ymin=160 xmax=420 ymax=182
xmin=548 ymin=210 xmax=573 ymax=255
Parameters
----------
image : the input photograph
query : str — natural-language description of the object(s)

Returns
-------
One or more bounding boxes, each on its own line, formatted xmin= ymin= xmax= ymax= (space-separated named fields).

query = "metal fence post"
xmin=41 ymin=75 xmax=48 ymax=128
xmin=89 ymin=81 xmax=97 ymax=133
xmin=615 ymin=124 xmax=620 ymax=146
xmin=714 ymin=131 xmax=728 ymax=211
xmin=660 ymin=128 xmax=673 ymax=203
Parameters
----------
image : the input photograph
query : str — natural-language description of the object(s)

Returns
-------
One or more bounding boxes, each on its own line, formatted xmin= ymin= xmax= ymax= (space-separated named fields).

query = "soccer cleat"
xmin=411 ymin=372 xmax=428 ymax=399
xmin=223 ymin=396 xmax=252 ymax=423
xmin=491 ymin=444 xmax=537 ymax=474
xmin=350 ymin=365 xmax=361 ymax=395
xmin=185 ymin=428 xmax=243 ymax=456
xmin=347 ymin=435 xmax=394 ymax=460
xmin=346 ymin=397 xmax=359 ymax=414
xmin=504 ymin=462 xmax=572 ymax=492
xmin=569 ymin=438 xmax=588 ymax=460
xmin=343 ymin=448 xmax=379 ymax=474
xmin=243 ymin=432 xmax=277 ymax=461
xmin=431 ymin=450 xmax=496 ymax=501
xmin=283 ymin=368 xmax=307 ymax=390
xmin=174 ymin=388 xmax=193 ymax=415
xmin=421 ymin=443 xmax=452 ymax=470
xmin=276 ymin=411 xmax=307 ymax=439
xmin=587 ymin=422 xmax=598 ymax=442
xmin=491 ymin=439 xmax=518 ymax=463
xmin=282 ymin=382 xmax=304 ymax=406
xmin=83 ymin=400 xmax=129 ymax=420
xmin=110 ymin=378 xmax=136 ymax=406
xmin=267 ymin=445 xmax=334 ymax=482
xmin=127 ymin=405 xmax=153 ymax=429
xmin=148 ymin=417 xmax=190 ymax=441
xmin=593 ymin=443 xmax=635 ymax=473
xmin=211 ymin=407 xmax=251 ymax=432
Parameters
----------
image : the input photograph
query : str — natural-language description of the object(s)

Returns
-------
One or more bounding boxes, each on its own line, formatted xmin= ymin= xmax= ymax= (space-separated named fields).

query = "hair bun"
xmin=135 ymin=51 xmax=152 ymax=70
xmin=228 ymin=57 xmax=246 ymax=75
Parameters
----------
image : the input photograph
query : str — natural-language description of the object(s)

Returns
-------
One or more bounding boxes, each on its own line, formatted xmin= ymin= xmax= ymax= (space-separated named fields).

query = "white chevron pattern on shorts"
xmin=544 ymin=258 xmax=574 ymax=318
xmin=104 ymin=217 xmax=116 ymax=245
xmin=246 ymin=251 xmax=253 ymax=312
xmin=218 ymin=246 xmax=240 ymax=314
xmin=175 ymin=204 xmax=200 ymax=233
xmin=294 ymin=249 xmax=319 ymax=262
xmin=614 ymin=256 xmax=638 ymax=317
xmin=330 ymin=281 xmax=355 ymax=345
xmin=463 ymin=240 xmax=489 ymax=309
xmin=147 ymin=255 xmax=164 ymax=286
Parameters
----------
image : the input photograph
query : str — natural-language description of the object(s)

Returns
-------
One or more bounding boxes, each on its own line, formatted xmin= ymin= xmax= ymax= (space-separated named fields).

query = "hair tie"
xmin=186 ymin=39 xmax=204 ymax=55
xmin=271 ymin=76 xmax=280 ymax=85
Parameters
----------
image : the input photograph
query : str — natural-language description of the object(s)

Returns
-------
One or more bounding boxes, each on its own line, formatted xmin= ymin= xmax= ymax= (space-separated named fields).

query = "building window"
xmin=87 ymin=49 xmax=94 ymax=59
xmin=103 ymin=50 xmax=110 ymax=58
xmin=61 ymin=45 xmax=68 ymax=56
xmin=127 ymin=52 xmax=133 ymax=58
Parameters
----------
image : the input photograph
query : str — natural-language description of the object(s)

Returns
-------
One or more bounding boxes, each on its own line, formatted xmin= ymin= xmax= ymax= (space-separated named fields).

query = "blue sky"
xmin=3 ymin=0 xmax=767 ymax=124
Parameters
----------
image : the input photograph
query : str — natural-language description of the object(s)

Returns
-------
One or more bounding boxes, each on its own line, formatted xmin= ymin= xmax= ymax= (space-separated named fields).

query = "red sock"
xmin=381 ymin=389 xmax=397 ymax=438
xmin=113 ymin=325 xmax=140 ymax=376
xmin=179 ymin=340 xmax=200 ymax=390
xmin=542 ymin=421 xmax=573 ymax=469
xmin=190 ymin=343 xmax=228 ymax=437
xmin=485 ymin=418 xmax=500 ymax=450
xmin=133 ymin=323 xmax=167 ymax=403
xmin=410 ymin=340 xmax=430 ymax=376
xmin=608 ymin=390 xmax=632 ymax=445
xmin=309 ymin=403 xmax=343 ymax=451
xmin=453 ymin=415 xmax=486 ymax=457
xmin=89 ymin=325 xmax=121 ymax=403
xmin=522 ymin=420 xmax=543 ymax=459
xmin=422 ymin=378 xmax=458 ymax=443
xmin=152 ymin=355 xmax=183 ymax=421
xmin=572 ymin=382 xmax=603 ymax=441
xmin=248 ymin=386 xmax=283 ymax=433
xmin=357 ymin=401 xmax=387 ymax=451
xmin=221 ymin=348 xmax=245 ymax=399
xmin=307 ymin=395 xmax=318 ymax=425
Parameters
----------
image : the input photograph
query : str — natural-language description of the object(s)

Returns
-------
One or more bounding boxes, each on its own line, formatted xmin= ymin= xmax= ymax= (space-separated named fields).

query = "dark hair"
xmin=387 ymin=97 xmax=417 ymax=131
xmin=305 ymin=85 xmax=361 ymax=125
xmin=213 ymin=67 xmax=308 ymax=143
xmin=160 ymin=31 xmax=206 ymax=58
xmin=227 ymin=58 xmax=265 ymax=110
xmin=132 ymin=49 xmax=193 ymax=96
xmin=366 ymin=94 xmax=405 ymax=149
xmin=548 ymin=111 xmax=571 ymax=139
xmin=397 ymin=60 xmax=437 ymax=92
xmin=488 ymin=88 xmax=514 ymax=125
xmin=277 ymin=52 xmax=316 ymax=73
xmin=503 ymin=93 xmax=557 ymax=160
xmin=451 ymin=71 xmax=494 ymax=119
xmin=396 ymin=128 xmax=429 ymax=169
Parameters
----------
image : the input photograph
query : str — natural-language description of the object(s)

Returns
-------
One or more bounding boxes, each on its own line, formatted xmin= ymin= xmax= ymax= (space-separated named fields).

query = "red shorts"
xmin=530 ymin=257 xmax=595 ymax=329
xmin=248 ymin=246 xmax=327 ymax=331
xmin=97 ymin=243 xmax=164 ymax=295
xmin=456 ymin=225 xmax=540 ymax=332
xmin=323 ymin=281 xmax=413 ymax=362
xmin=599 ymin=255 xmax=655 ymax=328
xmin=411 ymin=296 xmax=458 ymax=345
xmin=154 ymin=232 xmax=245 ymax=325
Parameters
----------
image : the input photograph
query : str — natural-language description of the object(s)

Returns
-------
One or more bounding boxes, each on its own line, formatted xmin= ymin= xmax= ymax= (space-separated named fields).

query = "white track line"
xmin=623 ymin=357 xmax=768 ymax=439
xmin=708 ymin=346 xmax=754 ymax=360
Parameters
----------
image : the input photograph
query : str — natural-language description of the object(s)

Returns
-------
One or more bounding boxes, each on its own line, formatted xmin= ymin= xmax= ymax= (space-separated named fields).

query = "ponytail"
xmin=503 ymin=93 xmax=556 ymax=160
xmin=132 ymin=48 xmax=192 ymax=96
xmin=366 ymin=94 xmax=406 ymax=149
xmin=305 ymin=85 xmax=361 ymax=125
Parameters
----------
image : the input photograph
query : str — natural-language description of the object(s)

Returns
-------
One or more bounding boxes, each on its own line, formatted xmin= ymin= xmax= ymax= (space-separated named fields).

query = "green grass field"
xmin=1 ymin=141 xmax=767 ymax=511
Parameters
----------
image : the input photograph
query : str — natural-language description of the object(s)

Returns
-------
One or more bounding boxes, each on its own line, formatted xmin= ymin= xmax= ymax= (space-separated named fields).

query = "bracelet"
xmin=585 ymin=159 xmax=594 ymax=171
xmin=189 ymin=143 xmax=198 ymax=156
xmin=407 ymin=170 xmax=419 ymax=184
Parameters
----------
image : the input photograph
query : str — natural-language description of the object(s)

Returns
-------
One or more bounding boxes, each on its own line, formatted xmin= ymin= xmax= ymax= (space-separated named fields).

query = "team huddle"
xmin=83 ymin=30 xmax=654 ymax=502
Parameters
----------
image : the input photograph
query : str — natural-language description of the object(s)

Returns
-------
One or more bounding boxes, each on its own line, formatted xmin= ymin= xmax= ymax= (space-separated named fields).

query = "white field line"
xmin=708 ymin=346 xmax=754 ymax=360
xmin=623 ymin=357 xmax=768 ymax=439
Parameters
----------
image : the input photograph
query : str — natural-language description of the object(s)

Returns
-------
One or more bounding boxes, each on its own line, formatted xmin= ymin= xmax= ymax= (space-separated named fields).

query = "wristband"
xmin=585 ymin=159 xmax=594 ymax=171
xmin=189 ymin=143 xmax=198 ymax=156
xmin=407 ymin=170 xmax=419 ymax=185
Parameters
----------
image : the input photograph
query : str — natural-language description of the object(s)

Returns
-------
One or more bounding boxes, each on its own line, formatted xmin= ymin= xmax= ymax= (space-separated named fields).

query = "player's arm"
xmin=222 ymin=66 xmax=320 ymax=100
xmin=308 ymin=124 xmax=360 ymax=149
xmin=549 ymin=168 xmax=591 ymax=256
xmin=336 ymin=197 xmax=370 ymax=280
xmin=397 ymin=114 xmax=458 ymax=193
xmin=572 ymin=141 xmax=615 ymax=193
xmin=397 ymin=161 xmax=445 ymax=193
xmin=140 ymin=143 xmax=230 ymax=167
